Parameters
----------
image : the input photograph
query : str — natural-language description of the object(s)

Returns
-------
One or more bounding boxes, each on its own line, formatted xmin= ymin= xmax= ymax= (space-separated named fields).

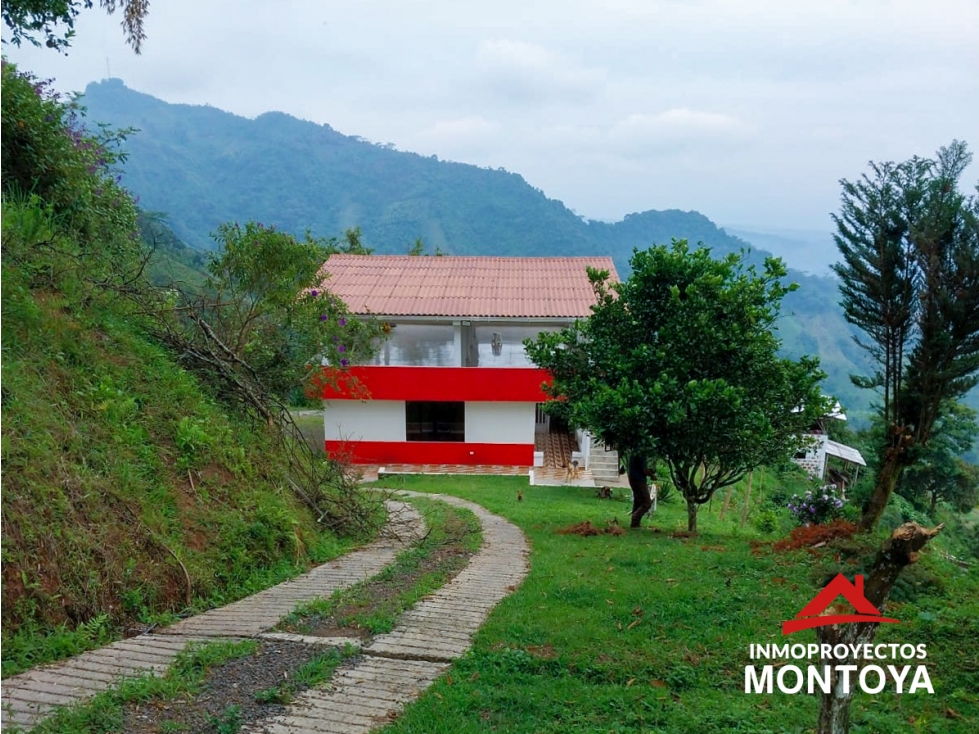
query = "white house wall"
xmin=793 ymin=433 xmax=829 ymax=478
xmin=323 ymin=400 xmax=406 ymax=442
xmin=465 ymin=402 xmax=535 ymax=444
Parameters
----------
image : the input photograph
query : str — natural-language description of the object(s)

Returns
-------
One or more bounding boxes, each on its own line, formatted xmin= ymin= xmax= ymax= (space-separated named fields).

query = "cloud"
xmin=476 ymin=39 xmax=606 ymax=105
xmin=419 ymin=116 xmax=501 ymax=148
xmin=609 ymin=109 xmax=756 ymax=148
xmin=531 ymin=109 xmax=756 ymax=160
xmin=5 ymin=0 xmax=974 ymax=233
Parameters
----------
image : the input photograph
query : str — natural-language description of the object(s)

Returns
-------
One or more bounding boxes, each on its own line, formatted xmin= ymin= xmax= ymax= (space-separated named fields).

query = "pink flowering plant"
xmin=787 ymin=482 xmax=846 ymax=526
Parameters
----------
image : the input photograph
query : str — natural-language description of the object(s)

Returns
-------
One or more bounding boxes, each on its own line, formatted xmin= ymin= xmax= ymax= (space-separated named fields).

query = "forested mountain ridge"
xmin=79 ymin=80 xmax=793 ymax=270
xmin=78 ymin=79 xmax=877 ymax=417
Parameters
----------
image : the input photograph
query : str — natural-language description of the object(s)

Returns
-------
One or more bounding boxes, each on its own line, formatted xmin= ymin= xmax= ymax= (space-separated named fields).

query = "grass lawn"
xmin=372 ymin=475 xmax=979 ymax=734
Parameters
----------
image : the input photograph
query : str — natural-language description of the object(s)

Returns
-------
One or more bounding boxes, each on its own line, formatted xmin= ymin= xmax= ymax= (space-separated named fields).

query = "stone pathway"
xmin=246 ymin=492 xmax=530 ymax=734
xmin=1 ymin=493 xmax=530 ymax=734
xmin=0 ymin=501 xmax=425 ymax=732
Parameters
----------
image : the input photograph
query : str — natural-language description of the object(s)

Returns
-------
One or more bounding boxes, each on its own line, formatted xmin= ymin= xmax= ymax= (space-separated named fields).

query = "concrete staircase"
xmin=586 ymin=435 xmax=620 ymax=483
xmin=535 ymin=431 xmax=578 ymax=469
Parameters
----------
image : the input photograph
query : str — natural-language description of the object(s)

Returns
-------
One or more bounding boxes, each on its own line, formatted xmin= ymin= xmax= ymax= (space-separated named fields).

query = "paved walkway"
xmin=248 ymin=492 xmax=530 ymax=734
xmin=0 ymin=501 xmax=425 ymax=732
xmin=1 ymin=493 xmax=531 ymax=734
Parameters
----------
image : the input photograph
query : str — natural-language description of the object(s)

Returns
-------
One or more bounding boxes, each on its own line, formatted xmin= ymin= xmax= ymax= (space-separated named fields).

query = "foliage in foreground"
xmin=1 ymin=0 xmax=150 ymax=53
xmin=0 ymin=253 xmax=355 ymax=676
xmin=1 ymin=61 xmax=375 ymax=677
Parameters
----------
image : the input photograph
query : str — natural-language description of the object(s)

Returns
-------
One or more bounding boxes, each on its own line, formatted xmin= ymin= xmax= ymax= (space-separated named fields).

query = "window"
xmin=406 ymin=402 xmax=465 ymax=442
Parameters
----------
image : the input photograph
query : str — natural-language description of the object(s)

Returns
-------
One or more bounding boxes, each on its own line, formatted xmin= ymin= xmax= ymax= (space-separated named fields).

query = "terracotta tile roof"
xmin=317 ymin=255 xmax=619 ymax=318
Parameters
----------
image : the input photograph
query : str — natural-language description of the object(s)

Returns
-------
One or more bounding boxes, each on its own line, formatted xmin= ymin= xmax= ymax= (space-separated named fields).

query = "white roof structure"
xmin=825 ymin=440 xmax=866 ymax=466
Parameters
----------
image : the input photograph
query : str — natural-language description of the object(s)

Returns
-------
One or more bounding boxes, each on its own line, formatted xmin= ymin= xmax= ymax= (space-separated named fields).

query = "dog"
xmin=565 ymin=459 xmax=581 ymax=482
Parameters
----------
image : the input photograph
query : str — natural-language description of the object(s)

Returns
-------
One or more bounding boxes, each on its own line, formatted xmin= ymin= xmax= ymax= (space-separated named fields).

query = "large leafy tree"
xmin=832 ymin=141 xmax=979 ymax=531
xmin=150 ymin=222 xmax=380 ymax=422
xmin=526 ymin=241 xmax=827 ymax=534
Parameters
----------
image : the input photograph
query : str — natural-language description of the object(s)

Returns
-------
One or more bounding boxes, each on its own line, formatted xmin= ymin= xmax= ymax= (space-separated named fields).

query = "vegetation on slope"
xmin=0 ymin=62 xmax=371 ymax=678
xmin=73 ymin=79 xmax=884 ymax=420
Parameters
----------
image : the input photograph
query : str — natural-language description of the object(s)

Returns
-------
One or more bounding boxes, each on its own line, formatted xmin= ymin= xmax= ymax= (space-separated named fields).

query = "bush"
xmin=879 ymin=493 xmax=934 ymax=529
xmin=1 ymin=61 xmax=141 ymax=289
xmin=787 ymin=483 xmax=845 ymax=526
xmin=753 ymin=508 xmax=780 ymax=534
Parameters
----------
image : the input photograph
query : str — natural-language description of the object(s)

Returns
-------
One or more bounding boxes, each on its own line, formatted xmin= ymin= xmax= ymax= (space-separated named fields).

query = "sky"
xmin=4 ymin=0 xmax=978 ymax=235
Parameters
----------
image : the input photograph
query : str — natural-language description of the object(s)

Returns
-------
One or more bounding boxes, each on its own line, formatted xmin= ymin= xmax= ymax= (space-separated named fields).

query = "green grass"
xmin=369 ymin=475 xmax=979 ymax=734
xmin=16 ymin=640 xmax=257 ymax=734
xmin=1 ymin=248 xmax=365 ymax=678
xmin=279 ymin=498 xmax=481 ymax=636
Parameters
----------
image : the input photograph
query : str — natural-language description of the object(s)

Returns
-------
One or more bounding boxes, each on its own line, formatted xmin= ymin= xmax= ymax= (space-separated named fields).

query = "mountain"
xmin=722 ymin=227 xmax=837 ymax=276
xmin=79 ymin=79 xmax=877 ymax=417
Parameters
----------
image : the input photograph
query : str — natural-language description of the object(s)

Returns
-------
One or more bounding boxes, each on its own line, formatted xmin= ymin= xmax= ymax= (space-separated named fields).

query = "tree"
xmin=897 ymin=401 xmax=979 ymax=513
xmin=526 ymin=240 xmax=828 ymax=533
xmin=832 ymin=141 xmax=979 ymax=531
xmin=1 ymin=60 xmax=142 ymax=294
xmin=814 ymin=522 xmax=944 ymax=734
xmin=140 ymin=221 xmax=384 ymax=531
xmin=2 ymin=0 xmax=149 ymax=53
xmin=151 ymin=221 xmax=381 ymax=421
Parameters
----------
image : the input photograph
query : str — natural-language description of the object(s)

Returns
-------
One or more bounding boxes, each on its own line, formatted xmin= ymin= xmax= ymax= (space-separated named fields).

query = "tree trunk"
xmin=719 ymin=484 xmax=735 ymax=520
xmin=687 ymin=499 xmax=698 ymax=534
xmin=739 ymin=471 xmax=754 ymax=529
xmin=858 ymin=455 xmax=903 ymax=532
xmin=815 ymin=522 xmax=944 ymax=734
xmin=626 ymin=454 xmax=652 ymax=528
xmin=817 ymin=683 xmax=853 ymax=734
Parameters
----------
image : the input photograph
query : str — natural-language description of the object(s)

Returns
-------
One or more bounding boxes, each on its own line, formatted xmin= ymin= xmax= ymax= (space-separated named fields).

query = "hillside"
xmin=79 ymin=80 xmax=788 ymax=272
xmin=78 ymin=79 xmax=883 ymax=417
xmin=0 ymin=65 xmax=368 ymax=678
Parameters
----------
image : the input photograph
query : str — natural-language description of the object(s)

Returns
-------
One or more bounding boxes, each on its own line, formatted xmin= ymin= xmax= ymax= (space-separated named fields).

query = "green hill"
xmin=0 ymin=64 xmax=366 ymax=678
xmin=78 ymin=79 xmax=882 ymax=418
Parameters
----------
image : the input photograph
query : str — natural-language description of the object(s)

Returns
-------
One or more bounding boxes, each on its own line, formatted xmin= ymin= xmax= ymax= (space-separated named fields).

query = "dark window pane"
xmin=406 ymin=402 xmax=465 ymax=442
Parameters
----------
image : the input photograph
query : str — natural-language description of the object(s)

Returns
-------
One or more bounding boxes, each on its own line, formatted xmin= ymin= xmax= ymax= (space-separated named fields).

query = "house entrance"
xmin=533 ymin=407 xmax=579 ymax=469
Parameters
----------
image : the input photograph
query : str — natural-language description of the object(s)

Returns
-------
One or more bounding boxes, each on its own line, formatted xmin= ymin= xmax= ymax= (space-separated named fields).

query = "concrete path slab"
xmin=0 ymin=501 xmax=424 ymax=732
xmin=2 ymin=493 xmax=530 ymax=734
xmin=244 ymin=491 xmax=530 ymax=734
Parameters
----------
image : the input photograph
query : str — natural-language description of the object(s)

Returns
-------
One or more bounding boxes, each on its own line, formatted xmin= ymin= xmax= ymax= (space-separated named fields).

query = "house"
xmin=791 ymin=402 xmax=866 ymax=491
xmin=315 ymin=255 xmax=621 ymax=477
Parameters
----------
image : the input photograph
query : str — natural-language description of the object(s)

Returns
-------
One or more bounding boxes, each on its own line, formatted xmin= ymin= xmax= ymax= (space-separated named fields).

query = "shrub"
xmin=753 ymin=508 xmax=780 ymax=534
xmin=1 ymin=60 xmax=141 ymax=290
xmin=787 ymin=483 xmax=845 ymax=526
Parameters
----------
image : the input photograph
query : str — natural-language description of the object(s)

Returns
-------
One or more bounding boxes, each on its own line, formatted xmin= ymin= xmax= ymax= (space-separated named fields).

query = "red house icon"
xmin=782 ymin=574 xmax=900 ymax=635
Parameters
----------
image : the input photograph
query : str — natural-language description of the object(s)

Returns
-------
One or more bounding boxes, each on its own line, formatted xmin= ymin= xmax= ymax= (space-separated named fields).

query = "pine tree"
xmin=832 ymin=141 xmax=979 ymax=530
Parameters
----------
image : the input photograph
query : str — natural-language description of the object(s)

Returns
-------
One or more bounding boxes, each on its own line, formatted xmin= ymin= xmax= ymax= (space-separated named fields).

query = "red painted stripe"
xmin=320 ymin=366 xmax=552 ymax=402
xmin=781 ymin=614 xmax=900 ymax=635
xmin=325 ymin=440 xmax=535 ymax=466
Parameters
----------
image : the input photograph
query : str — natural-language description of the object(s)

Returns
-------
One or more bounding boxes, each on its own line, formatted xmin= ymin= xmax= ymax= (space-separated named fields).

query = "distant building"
xmin=316 ymin=255 xmax=620 ymax=476
xmin=791 ymin=402 xmax=866 ymax=491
